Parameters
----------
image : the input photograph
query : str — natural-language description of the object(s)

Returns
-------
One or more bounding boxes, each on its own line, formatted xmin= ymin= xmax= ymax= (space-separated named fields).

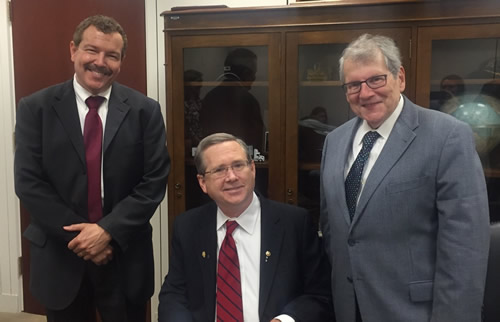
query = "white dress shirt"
xmin=73 ymin=75 xmax=111 ymax=200
xmin=345 ymin=95 xmax=404 ymax=200
xmin=216 ymin=192 xmax=295 ymax=322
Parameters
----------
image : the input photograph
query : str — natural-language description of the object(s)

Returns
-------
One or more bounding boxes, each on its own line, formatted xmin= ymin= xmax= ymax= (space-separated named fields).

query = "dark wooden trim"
xmin=162 ymin=0 xmax=500 ymax=32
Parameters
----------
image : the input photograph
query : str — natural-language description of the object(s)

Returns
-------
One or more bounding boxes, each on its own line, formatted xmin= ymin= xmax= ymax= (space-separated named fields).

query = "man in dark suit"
xmin=320 ymin=34 xmax=489 ymax=322
xmin=14 ymin=15 xmax=170 ymax=322
xmin=158 ymin=133 xmax=332 ymax=322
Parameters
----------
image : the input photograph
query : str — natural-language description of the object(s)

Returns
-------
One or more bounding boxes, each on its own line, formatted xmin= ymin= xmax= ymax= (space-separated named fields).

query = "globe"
xmin=452 ymin=100 xmax=500 ymax=157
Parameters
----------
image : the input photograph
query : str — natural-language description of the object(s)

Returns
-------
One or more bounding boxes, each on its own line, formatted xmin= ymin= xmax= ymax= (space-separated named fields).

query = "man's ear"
xmin=197 ymin=174 xmax=208 ymax=194
xmin=70 ymin=41 xmax=77 ymax=62
xmin=398 ymin=66 xmax=406 ymax=92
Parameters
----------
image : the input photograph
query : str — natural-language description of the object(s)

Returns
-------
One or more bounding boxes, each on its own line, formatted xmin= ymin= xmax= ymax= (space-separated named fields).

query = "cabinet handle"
xmin=175 ymin=183 xmax=182 ymax=189
xmin=287 ymin=188 xmax=293 ymax=196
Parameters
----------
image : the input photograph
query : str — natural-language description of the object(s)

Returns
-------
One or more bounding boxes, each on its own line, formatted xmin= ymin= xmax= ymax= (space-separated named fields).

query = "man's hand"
xmin=64 ymin=223 xmax=112 ymax=261
xmin=91 ymin=244 xmax=114 ymax=265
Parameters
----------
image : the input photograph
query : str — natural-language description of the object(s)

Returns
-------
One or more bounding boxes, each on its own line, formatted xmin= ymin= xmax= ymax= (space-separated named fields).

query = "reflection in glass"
xmin=200 ymin=48 xmax=265 ymax=152
xmin=297 ymin=44 xmax=352 ymax=227
xmin=429 ymin=38 xmax=500 ymax=222
xmin=183 ymin=46 xmax=269 ymax=210
xmin=184 ymin=70 xmax=203 ymax=147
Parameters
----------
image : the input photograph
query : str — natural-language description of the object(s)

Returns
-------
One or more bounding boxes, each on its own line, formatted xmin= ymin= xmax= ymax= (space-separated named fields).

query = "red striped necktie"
xmin=84 ymin=96 xmax=105 ymax=223
xmin=216 ymin=220 xmax=243 ymax=321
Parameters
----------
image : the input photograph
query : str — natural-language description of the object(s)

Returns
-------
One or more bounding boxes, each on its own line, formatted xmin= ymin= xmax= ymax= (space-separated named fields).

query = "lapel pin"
xmin=202 ymin=251 xmax=206 ymax=258
xmin=265 ymin=250 xmax=271 ymax=262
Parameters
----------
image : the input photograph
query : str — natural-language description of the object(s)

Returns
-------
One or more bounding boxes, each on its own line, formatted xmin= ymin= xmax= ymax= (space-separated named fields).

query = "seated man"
xmin=158 ymin=133 xmax=333 ymax=322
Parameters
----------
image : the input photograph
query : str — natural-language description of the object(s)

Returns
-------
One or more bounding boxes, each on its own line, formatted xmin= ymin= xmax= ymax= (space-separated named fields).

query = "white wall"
xmin=0 ymin=0 xmax=22 ymax=313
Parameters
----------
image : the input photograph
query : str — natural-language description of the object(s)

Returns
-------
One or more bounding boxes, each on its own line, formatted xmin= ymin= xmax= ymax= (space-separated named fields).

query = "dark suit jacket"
xmin=14 ymin=80 xmax=170 ymax=310
xmin=158 ymin=197 xmax=333 ymax=322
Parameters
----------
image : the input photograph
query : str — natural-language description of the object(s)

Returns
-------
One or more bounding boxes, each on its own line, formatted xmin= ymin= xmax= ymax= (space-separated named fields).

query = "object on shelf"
xmin=253 ymin=148 xmax=265 ymax=162
xmin=306 ymin=64 xmax=328 ymax=81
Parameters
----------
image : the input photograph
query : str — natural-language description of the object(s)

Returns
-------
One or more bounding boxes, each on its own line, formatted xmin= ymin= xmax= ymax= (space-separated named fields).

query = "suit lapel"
xmin=353 ymin=98 xmax=418 ymax=226
xmin=52 ymin=81 xmax=86 ymax=167
xmin=327 ymin=118 xmax=361 ymax=226
xmin=197 ymin=203 xmax=218 ymax=320
xmin=103 ymin=85 xmax=130 ymax=153
xmin=258 ymin=198 xmax=284 ymax=318
xmin=340 ymin=120 xmax=362 ymax=225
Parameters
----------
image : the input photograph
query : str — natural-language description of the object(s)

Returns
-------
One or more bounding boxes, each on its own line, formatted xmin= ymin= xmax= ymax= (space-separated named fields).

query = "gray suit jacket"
xmin=320 ymin=97 xmax=489 ymax=322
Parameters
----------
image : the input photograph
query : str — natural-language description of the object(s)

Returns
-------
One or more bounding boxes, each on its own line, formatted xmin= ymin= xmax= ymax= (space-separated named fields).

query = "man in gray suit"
xmin=320 ymin=33 xmax=490 ymax=322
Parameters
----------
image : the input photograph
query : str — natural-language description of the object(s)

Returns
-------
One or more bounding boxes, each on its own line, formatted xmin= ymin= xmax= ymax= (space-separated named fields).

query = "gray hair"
xmin=339 ymin=34 xmax=402 ymax=83
xmin=194 ymin=133 xmax=251 ymax=174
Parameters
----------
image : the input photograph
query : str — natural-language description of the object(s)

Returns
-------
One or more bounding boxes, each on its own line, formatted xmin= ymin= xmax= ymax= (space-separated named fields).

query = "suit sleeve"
xmin=431 ymin=120 xmax=490 ymax=322
xmin=281 ymin=211 xmax=335 ymax=322
xmin=158 ymin=216 xmax=194 ymax=322
xmin=15 ymin=97 xmax=85 ymax=242
xmin=98 ymin=100 xmax=170 ymax=251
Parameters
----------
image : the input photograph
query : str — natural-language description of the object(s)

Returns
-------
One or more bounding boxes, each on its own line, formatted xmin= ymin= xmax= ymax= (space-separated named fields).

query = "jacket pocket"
xmin=23 ymin=224 xmax=47 ymax=247
xmin=409 ymin=280 xmax=434 ymax=302
xmin=387 ymin=176 xmax=430 ymax=194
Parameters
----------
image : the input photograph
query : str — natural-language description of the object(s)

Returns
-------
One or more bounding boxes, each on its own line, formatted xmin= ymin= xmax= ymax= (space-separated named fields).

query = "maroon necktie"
xmin=84 ymin=96 xmax=105 ymax=223
xmin=216 ymin=221 xmax=243 ymax=321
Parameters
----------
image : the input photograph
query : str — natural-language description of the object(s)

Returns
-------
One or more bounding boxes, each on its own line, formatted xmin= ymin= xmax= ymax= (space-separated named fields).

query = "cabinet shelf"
xmin=299 ymin=162 xmax=321 ymax=171
xmin=485 ymin=168 xmax=500 ymax=178
xmin=430 ymin=78 xmax=500 ymax=86
xmin=184 ymin=81 xmax=269 ymax=87
xmin=300 ymin=80 xmax=343 ymax=87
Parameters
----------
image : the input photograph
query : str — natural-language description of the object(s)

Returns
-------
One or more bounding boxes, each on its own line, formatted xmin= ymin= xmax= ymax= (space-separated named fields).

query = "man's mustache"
xmin=85 ymin=63 xmax=112 ymax=76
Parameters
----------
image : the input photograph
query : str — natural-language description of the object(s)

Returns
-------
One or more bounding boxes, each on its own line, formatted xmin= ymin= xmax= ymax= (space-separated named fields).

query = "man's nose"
xmin=358 ymin=82 xmax=374 ymax=97
xmin=94 ymin=52 xmax=106 ymax=65
xmin=225 ymin=167 xmax=238 ymax=180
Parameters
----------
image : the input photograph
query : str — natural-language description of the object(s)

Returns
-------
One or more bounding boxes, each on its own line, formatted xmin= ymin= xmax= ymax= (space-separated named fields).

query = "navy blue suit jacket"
xmin=158 ymin=197 xmax=333 ymax=322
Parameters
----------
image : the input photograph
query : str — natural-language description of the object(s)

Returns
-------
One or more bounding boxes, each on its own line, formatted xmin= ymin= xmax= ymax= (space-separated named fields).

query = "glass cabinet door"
xmin=169 ymin=34 xmax=281 ymax=214
xmin=417 ymin=24 xmax=500 ymax=222
xmin=286 ymin=28 xmax=412 ymax=228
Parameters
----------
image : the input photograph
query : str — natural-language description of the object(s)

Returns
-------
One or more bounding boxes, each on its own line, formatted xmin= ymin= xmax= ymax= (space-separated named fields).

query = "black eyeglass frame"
xmin=342 ymin=74 xmax=388 ymax=94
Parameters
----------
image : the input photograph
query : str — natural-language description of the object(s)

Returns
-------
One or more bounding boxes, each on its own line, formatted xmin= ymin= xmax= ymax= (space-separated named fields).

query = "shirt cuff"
xmin=274 ymin=314 xmax=295 ymax=322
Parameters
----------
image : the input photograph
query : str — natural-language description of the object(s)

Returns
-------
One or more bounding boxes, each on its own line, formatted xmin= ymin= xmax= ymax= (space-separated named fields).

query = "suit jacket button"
xmin=347 ymin=276 xmax=353 ymax=283
xmin=348 ymin=239 xmax=356 ymax=246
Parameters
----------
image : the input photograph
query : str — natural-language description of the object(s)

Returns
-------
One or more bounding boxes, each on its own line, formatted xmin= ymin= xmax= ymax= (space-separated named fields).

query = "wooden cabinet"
xmin=162 ymin=0 xmax=500 ymax=231
xmin=167 ymin=33 xmax=283 ymax=220
xmin=416 ymin=23 xmax=500 ymax=222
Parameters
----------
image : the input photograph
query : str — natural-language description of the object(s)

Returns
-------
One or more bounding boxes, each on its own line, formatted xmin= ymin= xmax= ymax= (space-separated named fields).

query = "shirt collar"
xmin=73 ymin=74 xmax=112 ymax=104
xmin=357 ymin=94 xmax=404 ymax=143
xmin=216 ymin=192 xmax=260 ymax=235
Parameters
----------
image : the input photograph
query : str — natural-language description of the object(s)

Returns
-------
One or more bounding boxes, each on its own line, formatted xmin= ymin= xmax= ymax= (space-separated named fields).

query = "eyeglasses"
xmin=203 ymin=160 xmax=251 ymax=179
xmin=342 ymin=74 xmax=387 ymax=94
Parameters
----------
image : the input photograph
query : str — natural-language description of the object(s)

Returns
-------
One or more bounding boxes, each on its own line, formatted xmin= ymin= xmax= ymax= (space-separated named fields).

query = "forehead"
xmin=203 ymin=141 xmax=247 ymax=165
xmin=343 ymin=54 xmax=388 ymax=81
xmin=81 ymin=26 xmax=123 ymax=47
